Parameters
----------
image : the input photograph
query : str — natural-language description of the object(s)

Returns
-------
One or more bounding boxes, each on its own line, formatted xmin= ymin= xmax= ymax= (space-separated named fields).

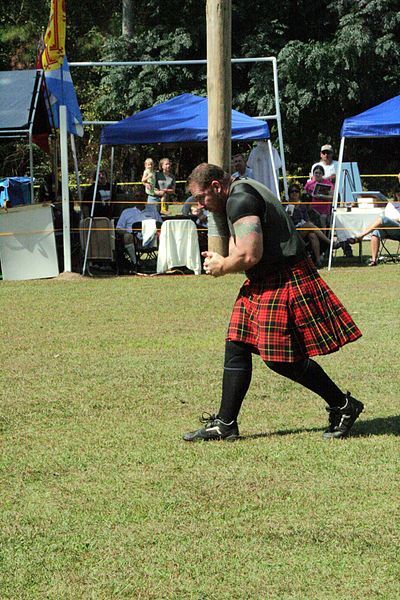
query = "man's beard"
xmin=209 ymin=192 xmax=226 ymax=213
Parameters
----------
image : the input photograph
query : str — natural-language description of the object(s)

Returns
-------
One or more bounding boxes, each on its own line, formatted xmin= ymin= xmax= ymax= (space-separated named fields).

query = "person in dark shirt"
xmin=82 ymin=170 xmax=112 ymax=218
xmin=183 ymin=163 xmax=363 ymax=442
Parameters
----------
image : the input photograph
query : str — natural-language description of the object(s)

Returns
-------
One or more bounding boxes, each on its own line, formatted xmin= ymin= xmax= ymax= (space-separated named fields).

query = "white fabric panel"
xmin=142 ymin=219 xmax=157 ymax=247
xmin=157 ymin=219 xmax=201 ymax=275
xmin=0 ymin=203 xmax=59 ymax=280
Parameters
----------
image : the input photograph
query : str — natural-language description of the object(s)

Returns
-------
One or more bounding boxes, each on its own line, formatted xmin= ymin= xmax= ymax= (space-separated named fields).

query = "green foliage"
xmin=91 ymin=29 xmax=202 ymax=119
xmin=0 ymin=0 xmax=399 ymax=176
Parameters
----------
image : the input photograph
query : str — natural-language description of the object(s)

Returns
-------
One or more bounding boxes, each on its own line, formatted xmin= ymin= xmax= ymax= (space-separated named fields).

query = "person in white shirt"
xmin=231 ymin=154 xmax=253 ymax=178
xmin=348 ymin=188 xmax=400 ymax=266
xmin=310 ymin=144 xmax=338 ymax=183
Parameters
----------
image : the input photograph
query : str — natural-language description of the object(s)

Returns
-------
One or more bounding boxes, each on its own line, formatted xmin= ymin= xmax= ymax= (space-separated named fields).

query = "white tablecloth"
xmin=157 ymin=219 xmax=202 ymax=275
xmin=335 ymin=208 xmax=383 ymax=241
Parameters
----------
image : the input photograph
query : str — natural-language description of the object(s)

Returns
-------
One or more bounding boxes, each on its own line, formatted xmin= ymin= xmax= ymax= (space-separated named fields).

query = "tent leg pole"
xmin=272 ymin=57 xmax=288 ymax=201
xmin=29 ymin=131 xmax=35 ymax=204
xmin=70 ymin=133 xmax=82 ymax=202
xmin=328 ymin=136 xmax=345 ymax=271
xmin=110 ymin=145 xmax=115 ymax=214
xmin=82 ymin=145 xmax=103 ymax=275
xmin=60 ymin=105 xmax=71 ymax=272
xmin=267 ymin=139 xmax=279 ymax=198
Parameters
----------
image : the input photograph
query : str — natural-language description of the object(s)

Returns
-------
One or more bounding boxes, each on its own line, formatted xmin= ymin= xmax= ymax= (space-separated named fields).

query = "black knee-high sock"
xmin=265 ymin=358 xmax=345 ymax=408
xmin=218 ymin=341 xmax=253 ymax=422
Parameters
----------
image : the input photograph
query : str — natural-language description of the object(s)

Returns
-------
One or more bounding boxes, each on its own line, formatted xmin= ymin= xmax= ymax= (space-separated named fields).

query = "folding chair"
xmin=379 ymin=238 xmax=400 ymax=264
xmin=131 ymin=220 xmax=162 ymax=273
xmin=80 ymin=217 xmax=118 ymax=276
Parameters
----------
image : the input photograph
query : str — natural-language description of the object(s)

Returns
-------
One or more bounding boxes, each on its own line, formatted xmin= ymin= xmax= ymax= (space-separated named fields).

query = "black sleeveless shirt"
xmin=226 ymin=178 xmax=306 ymax=280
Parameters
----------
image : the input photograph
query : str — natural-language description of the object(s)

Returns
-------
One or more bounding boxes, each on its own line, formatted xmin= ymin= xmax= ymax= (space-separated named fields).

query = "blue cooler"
xmin=8 ymin=177 xmax=32 ymax=206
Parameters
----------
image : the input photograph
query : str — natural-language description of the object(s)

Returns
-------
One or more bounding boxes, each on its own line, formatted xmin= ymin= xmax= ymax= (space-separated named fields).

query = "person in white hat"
xmin=310 ymin=144 xmax=338 ymax=182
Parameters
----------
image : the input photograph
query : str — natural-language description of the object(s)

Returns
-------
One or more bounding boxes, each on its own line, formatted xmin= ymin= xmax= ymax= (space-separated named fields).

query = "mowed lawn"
xmin=1 ymin=264 xmax=399 ymax=599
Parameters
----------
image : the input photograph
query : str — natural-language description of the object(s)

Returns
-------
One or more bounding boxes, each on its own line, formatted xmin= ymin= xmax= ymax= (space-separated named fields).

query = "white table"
xmin=334 ymin=208 xmax=383 ymax=242
xmin=157 ymin=219 xmax=202 ymax=275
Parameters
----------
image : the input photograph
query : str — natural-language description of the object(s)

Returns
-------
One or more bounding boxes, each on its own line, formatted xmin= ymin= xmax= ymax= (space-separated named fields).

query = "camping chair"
xmin=379 ymin=238 xmax=400 ymax=264
xmin=131 ymin=219 xmax=162 ymax=273
xmin=80 ymin=216 xmax=118 ymax=276
xmin=378 ymin=203 xmax=400 ymax=263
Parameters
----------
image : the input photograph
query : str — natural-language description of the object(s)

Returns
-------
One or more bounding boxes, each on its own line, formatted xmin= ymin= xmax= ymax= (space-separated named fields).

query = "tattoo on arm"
xmin=234 ymin=221 xmax=262 ymax=239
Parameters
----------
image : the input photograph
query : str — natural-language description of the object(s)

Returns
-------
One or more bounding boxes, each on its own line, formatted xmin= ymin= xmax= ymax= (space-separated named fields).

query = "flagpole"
xmin=60 ymin=105 xmax=71 ymax=272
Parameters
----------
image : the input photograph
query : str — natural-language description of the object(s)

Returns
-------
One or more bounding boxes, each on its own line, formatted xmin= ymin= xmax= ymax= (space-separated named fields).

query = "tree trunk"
xmin=122 ymin=0 xmax=134 ymax=38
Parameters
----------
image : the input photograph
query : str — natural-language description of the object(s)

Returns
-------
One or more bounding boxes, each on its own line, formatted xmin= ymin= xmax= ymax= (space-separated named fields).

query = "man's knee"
xmin=265 ymin=359 xmax=309 ymax=381
xmin=224 ymin=340 xmax=252 ymax=370
xmin=123 ymin=232 xmax=134 ymax=246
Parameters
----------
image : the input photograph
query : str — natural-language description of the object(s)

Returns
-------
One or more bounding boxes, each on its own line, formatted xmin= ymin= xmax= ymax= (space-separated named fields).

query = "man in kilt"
xmin=183 ymin=163 xmax=363 ymax=442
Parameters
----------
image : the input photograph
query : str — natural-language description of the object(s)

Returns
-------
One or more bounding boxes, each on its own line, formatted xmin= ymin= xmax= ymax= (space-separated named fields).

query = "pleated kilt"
xmin=226 ymin=257 xmax=362 ymax=363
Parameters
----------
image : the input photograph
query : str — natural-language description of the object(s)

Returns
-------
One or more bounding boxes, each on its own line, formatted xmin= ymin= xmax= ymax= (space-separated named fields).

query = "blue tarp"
xmin=341 ymin=95 xmax=400 ymax=138
xmin=100 ymin=93 xmax=269 ymax=145
xmin=0 ymin=177 xmax=31 ymax=207
xmin=0 ymin=70 xmax=51 ymax=135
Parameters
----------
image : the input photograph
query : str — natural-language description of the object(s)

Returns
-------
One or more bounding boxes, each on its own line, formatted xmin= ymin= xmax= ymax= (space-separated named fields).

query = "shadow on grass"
xmin=240 ymin=426 xmax=323 ymax=440
xmin=240 ymin=415 xmax=400 ymax=440
xmin=350 ymin=415 xmax=400 ymax=437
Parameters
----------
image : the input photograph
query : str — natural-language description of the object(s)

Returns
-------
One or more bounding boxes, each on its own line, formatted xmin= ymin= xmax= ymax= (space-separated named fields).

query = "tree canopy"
xmin=1 ymin=0 xmax=399 ymax=177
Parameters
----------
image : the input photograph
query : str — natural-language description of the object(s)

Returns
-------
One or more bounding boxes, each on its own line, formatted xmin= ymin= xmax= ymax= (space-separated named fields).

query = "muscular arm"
xmin=203 ymin=215 xmax=263 ymax=277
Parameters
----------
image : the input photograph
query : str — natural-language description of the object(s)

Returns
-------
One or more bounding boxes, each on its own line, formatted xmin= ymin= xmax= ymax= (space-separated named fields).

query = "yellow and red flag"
xmin=41 ymin=0 xmax=66 ymax=71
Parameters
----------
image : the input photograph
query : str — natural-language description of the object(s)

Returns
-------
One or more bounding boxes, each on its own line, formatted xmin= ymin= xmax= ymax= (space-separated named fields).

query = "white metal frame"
xmin=327 ymin=136 xmax=346 ymax=270
xmin=70 ymin=57 xmax=287 ymax=274
xmin=70 ymin=57 xmax=288 ymax=198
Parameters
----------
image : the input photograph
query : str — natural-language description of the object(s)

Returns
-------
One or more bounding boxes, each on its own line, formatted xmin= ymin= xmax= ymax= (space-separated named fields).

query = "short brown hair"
xmin=187 ymin=163 xmax=226 ymax=190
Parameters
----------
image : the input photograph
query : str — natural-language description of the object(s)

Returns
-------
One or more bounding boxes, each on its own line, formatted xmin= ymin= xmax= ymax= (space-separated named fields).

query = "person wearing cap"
xmin=310 ymin=144 xmax=338 ymax=183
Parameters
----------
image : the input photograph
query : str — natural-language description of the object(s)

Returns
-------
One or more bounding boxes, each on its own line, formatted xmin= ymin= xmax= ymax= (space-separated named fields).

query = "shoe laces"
xmin=199 ymin=412 xmax=218 ymax=425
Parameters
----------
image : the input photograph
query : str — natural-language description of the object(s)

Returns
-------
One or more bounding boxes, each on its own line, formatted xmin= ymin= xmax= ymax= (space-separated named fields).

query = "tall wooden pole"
xmin=206 ymin=0 xmax=231 ymax=256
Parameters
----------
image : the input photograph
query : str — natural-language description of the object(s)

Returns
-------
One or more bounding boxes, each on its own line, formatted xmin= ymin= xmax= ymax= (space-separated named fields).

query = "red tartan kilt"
xmin=226 ymin=257 xmax=362 ymax=363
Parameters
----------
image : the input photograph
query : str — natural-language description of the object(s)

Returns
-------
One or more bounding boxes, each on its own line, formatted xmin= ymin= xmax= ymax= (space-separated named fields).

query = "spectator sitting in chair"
xmin=288 ymin=184 xmax=341 ymax=268
xmin=348 ymin=188 xmax=400 ymax=266
xmin=116 ymin=202 xmax=161 ymax=268
xmin=304 ymin=165 xmax=334 ymax=229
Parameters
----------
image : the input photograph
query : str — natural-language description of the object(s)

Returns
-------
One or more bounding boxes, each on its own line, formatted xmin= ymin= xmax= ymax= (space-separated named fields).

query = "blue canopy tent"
xmin=84 ymin=94 xmax=279 ymax=274
xmin=0 ymin=70 xmax=54 ymax=203
xmin=328 ymin=95 xmax=400 ymax=269
xmin=340 ymin=95 xmax=400 ymax=138
xmin=100 ymin=93 xmax=270 ymax=144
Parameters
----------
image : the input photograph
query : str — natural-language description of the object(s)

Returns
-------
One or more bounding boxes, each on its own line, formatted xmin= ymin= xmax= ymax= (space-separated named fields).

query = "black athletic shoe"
xmin=323 ymin=392 xmax=364 ymax=439
xmin=183 ymin=413 xmax=239 ymax=442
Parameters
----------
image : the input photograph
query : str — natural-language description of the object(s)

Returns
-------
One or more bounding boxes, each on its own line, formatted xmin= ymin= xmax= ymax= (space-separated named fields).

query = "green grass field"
xmin=1 ymin=264 xmax=399 ymax=599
